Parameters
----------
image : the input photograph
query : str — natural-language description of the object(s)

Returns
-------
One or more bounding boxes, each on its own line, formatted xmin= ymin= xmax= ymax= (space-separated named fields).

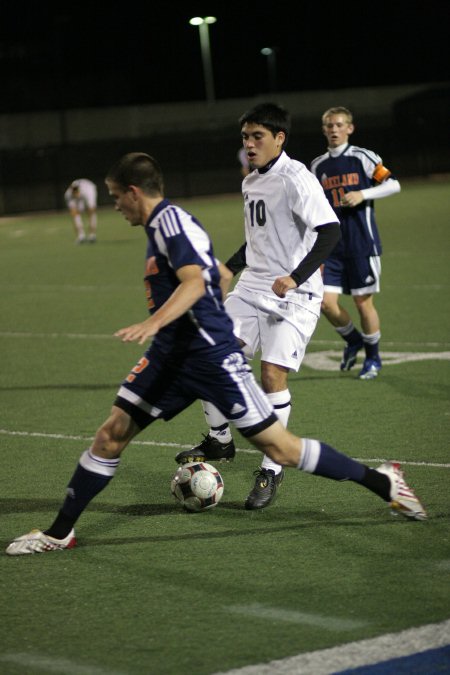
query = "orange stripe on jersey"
xmin=373 ymin=163 xmax=391 ymax=183
xmin=145 ymin=256 xmax=159 ymax=275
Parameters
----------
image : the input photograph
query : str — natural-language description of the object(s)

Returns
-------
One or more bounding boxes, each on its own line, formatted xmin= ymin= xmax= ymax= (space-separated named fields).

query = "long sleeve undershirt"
xmin=361 ymin=179 xmax=401 ymax=200
xmin=290 ymin=222 xmax=341 ymax=286
xmin=225 ymin=221 xmax=341 ymax=287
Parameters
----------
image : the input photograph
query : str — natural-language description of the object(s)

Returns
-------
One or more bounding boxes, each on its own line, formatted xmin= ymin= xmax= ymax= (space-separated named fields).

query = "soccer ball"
xmin=171 ymin=462 xmax=224 ymax=512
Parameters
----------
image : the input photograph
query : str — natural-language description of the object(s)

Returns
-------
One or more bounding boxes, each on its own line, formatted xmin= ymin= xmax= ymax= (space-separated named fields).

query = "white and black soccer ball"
xmin=171 ymin=462 xmax=224 ymax=512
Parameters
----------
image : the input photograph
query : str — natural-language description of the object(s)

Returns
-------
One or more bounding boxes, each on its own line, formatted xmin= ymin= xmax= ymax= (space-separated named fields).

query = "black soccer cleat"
xmin=175 ymin=434 xmax=236 ymax=464
xmin=244 ymin=467 xmax=285 ymax=510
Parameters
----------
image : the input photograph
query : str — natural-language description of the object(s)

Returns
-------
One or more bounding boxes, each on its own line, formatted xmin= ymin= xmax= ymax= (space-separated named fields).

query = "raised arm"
xmin=115 ymin=265 xmax=205 ymax=345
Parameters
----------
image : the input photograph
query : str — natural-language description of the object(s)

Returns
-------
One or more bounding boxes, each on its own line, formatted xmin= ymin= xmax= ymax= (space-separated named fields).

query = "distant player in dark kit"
xmin=311 ymin=107 xmax=401 ymax=379
xmin=6 ymin=152 xmax=425 ymax=555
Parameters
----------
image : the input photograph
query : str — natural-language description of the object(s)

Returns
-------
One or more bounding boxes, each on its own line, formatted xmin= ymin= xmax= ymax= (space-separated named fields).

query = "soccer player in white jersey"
xmin=64 ymin=178 xmax=98 ymax=244
xmin=6 ymin=152 xmax=426 ymax=555
xmin=176 ymin=103 xmax=342 ymax=510
xmin=311 ymin=107 xmax=401 ymax=379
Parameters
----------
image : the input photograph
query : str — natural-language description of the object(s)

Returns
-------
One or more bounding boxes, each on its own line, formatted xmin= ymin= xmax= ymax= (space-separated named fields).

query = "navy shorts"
xmin=114 ymin=345 xmax=277 ymax=437
xmin=323 ymin=254 xmax=381 ymax=296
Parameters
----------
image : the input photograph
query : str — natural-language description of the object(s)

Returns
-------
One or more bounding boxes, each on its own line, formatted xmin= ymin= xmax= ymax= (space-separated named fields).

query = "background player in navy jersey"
xmin=6 ymin=152 xmax=425 ymax=555
xmin=311 ymin=107 xmax=401 ymax=379
xmin=177 ymin=103 xmax=341 ymax=510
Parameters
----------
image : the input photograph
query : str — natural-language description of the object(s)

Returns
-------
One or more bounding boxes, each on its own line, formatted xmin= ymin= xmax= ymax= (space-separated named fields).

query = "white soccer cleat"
xmin=6 ymin=528 xmax=77 ymax=556
xmin=377 ymin=461 xmax=427 ymax=521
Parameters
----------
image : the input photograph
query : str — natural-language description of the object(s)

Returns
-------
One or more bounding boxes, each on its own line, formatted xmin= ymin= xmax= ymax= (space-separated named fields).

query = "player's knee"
xmin=91 ymin=427 xmax=115 ymax=457
xmin=261 ymin=373 xmax=286 ymax=393
xmin=261 ymin=363 xmax=288 ymax=393
xmin=320 ymin=297 xmax=334 ymax=315
xmin=354 ymin=294 xmax=374 ymax=315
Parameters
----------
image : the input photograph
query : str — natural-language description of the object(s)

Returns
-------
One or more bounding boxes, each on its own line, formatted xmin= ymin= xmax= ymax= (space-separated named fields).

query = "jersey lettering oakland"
xmin=311 ymin=144 xmax=396 ymax=257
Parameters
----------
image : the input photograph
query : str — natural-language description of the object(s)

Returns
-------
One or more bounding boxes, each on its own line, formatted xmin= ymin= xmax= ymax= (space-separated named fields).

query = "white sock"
xmin=336 ymin=321 xmax=355 ymax=337
xmin=361 ymin=330 xmax=381 ymax=345
xmin=201 ymin=401 xmax=232 ymax=443
xmin=261 ymin=390 xmax=291 ymax=475
xmin=297 ymin=438 xmax=320 ymax=473
xmin=79 ymin=448 xmax=120 ymax=477
xmin=89 ymin=212 xmax=97 ymax=234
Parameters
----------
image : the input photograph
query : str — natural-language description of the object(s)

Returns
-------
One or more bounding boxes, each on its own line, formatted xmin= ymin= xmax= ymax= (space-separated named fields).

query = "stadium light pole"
xmin=261 ymin=47 xmax=277 ymax=93
xmin=189 ymin=16 xmax=217 ymax=107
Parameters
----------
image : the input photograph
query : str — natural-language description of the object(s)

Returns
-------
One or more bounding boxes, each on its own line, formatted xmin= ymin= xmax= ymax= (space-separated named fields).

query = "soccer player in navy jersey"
xmin=6 ymin=152 xmax=425 ymax=555
xmin=311 ymin=107 xmax=401 ymax=379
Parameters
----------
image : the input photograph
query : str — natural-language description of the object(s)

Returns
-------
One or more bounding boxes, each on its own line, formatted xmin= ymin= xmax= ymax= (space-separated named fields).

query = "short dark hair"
xmin=239 ymin=102 xmax=291 ymax=147
xmin=105 ymin=152 xmax=164 ymax=196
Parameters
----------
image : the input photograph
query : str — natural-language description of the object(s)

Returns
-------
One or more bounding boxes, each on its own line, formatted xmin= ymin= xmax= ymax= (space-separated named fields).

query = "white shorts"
xmin=225 ymin=289 xmax=318 ymax=372
xmin=65 ymin=183 xmax=97 ymax=212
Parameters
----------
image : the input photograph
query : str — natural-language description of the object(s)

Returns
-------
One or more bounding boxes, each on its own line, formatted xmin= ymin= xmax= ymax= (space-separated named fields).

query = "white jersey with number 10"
xmin=238 ymin=151 xmax=338 ymax=316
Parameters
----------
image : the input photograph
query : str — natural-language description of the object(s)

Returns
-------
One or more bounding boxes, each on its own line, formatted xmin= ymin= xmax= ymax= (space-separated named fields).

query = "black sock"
xmin=359 ymin=467 xmax=390 ymax=501
xmin=45 ymin=510 xmax=78 ymax=540
xmin=211 ymin=422 xmax=229 ymax=432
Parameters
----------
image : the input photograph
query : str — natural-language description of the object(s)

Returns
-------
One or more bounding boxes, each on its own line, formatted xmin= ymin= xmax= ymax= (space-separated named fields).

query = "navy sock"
xmin=45 ymin=464 xmax=112 ymax=539
xmin=314 ymin=442 xmax=366 ymax=482
xmin=364 ymin=341 xmax=380 ymax=360
xmin=345 ymin=327 xmax=363 ymax=346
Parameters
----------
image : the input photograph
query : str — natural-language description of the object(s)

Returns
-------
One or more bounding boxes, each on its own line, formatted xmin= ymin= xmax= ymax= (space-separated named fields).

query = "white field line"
xmin=0 ymin=331 xmax=115 ymax=340
xmin=1 ymin=429 xmax=449 ymax=468
xmin=0 ymin=652 xmax=126 ymax=675
xmin=1 ymin=330 xmax=450 ymax=349
xmin=224 ymin=604 xmax=368 ymax=630
xmin=0 ymin=280 xmax=447 ymax=291
xmin=0 ymin=285 xmax=139 ymax=292
xmin=213 ymin=618 xmax=450 ymax=675
xmin=304 ymin=350 xmax=450 ymax=370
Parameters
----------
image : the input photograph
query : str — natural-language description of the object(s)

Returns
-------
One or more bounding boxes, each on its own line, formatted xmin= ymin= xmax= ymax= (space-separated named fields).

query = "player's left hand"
xmin=340 ymin=190 xmax=364 ymax=207
xmin=272 ymin=276 xmax=297 ymax=298
xmin=114 ymin=318 xmax=159 ymax=345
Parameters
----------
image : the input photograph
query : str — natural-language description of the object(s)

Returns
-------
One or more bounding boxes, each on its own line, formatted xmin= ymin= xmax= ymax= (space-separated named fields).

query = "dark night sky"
xmin=1 ymin=1 xmax=449 ymax=113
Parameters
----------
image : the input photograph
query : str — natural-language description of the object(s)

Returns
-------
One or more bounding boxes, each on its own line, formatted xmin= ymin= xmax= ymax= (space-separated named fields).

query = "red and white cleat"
xmin=6 ymin=528 xmax=77 ymax=555
xmin=377 ymin=462 xmax=427 ymax=521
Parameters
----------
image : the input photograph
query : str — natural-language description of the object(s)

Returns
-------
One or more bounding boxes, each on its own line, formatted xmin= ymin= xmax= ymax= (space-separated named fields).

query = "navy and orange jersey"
xmin=311 ymin=144 xmax=394 ymax=258
xmin=143 ymin=198 xmax=239 ymax=358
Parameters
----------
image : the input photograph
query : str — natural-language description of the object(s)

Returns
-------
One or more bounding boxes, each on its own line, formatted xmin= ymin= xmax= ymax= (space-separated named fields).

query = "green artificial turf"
xmin=0 ymin=181 xmax=449 ymax=674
